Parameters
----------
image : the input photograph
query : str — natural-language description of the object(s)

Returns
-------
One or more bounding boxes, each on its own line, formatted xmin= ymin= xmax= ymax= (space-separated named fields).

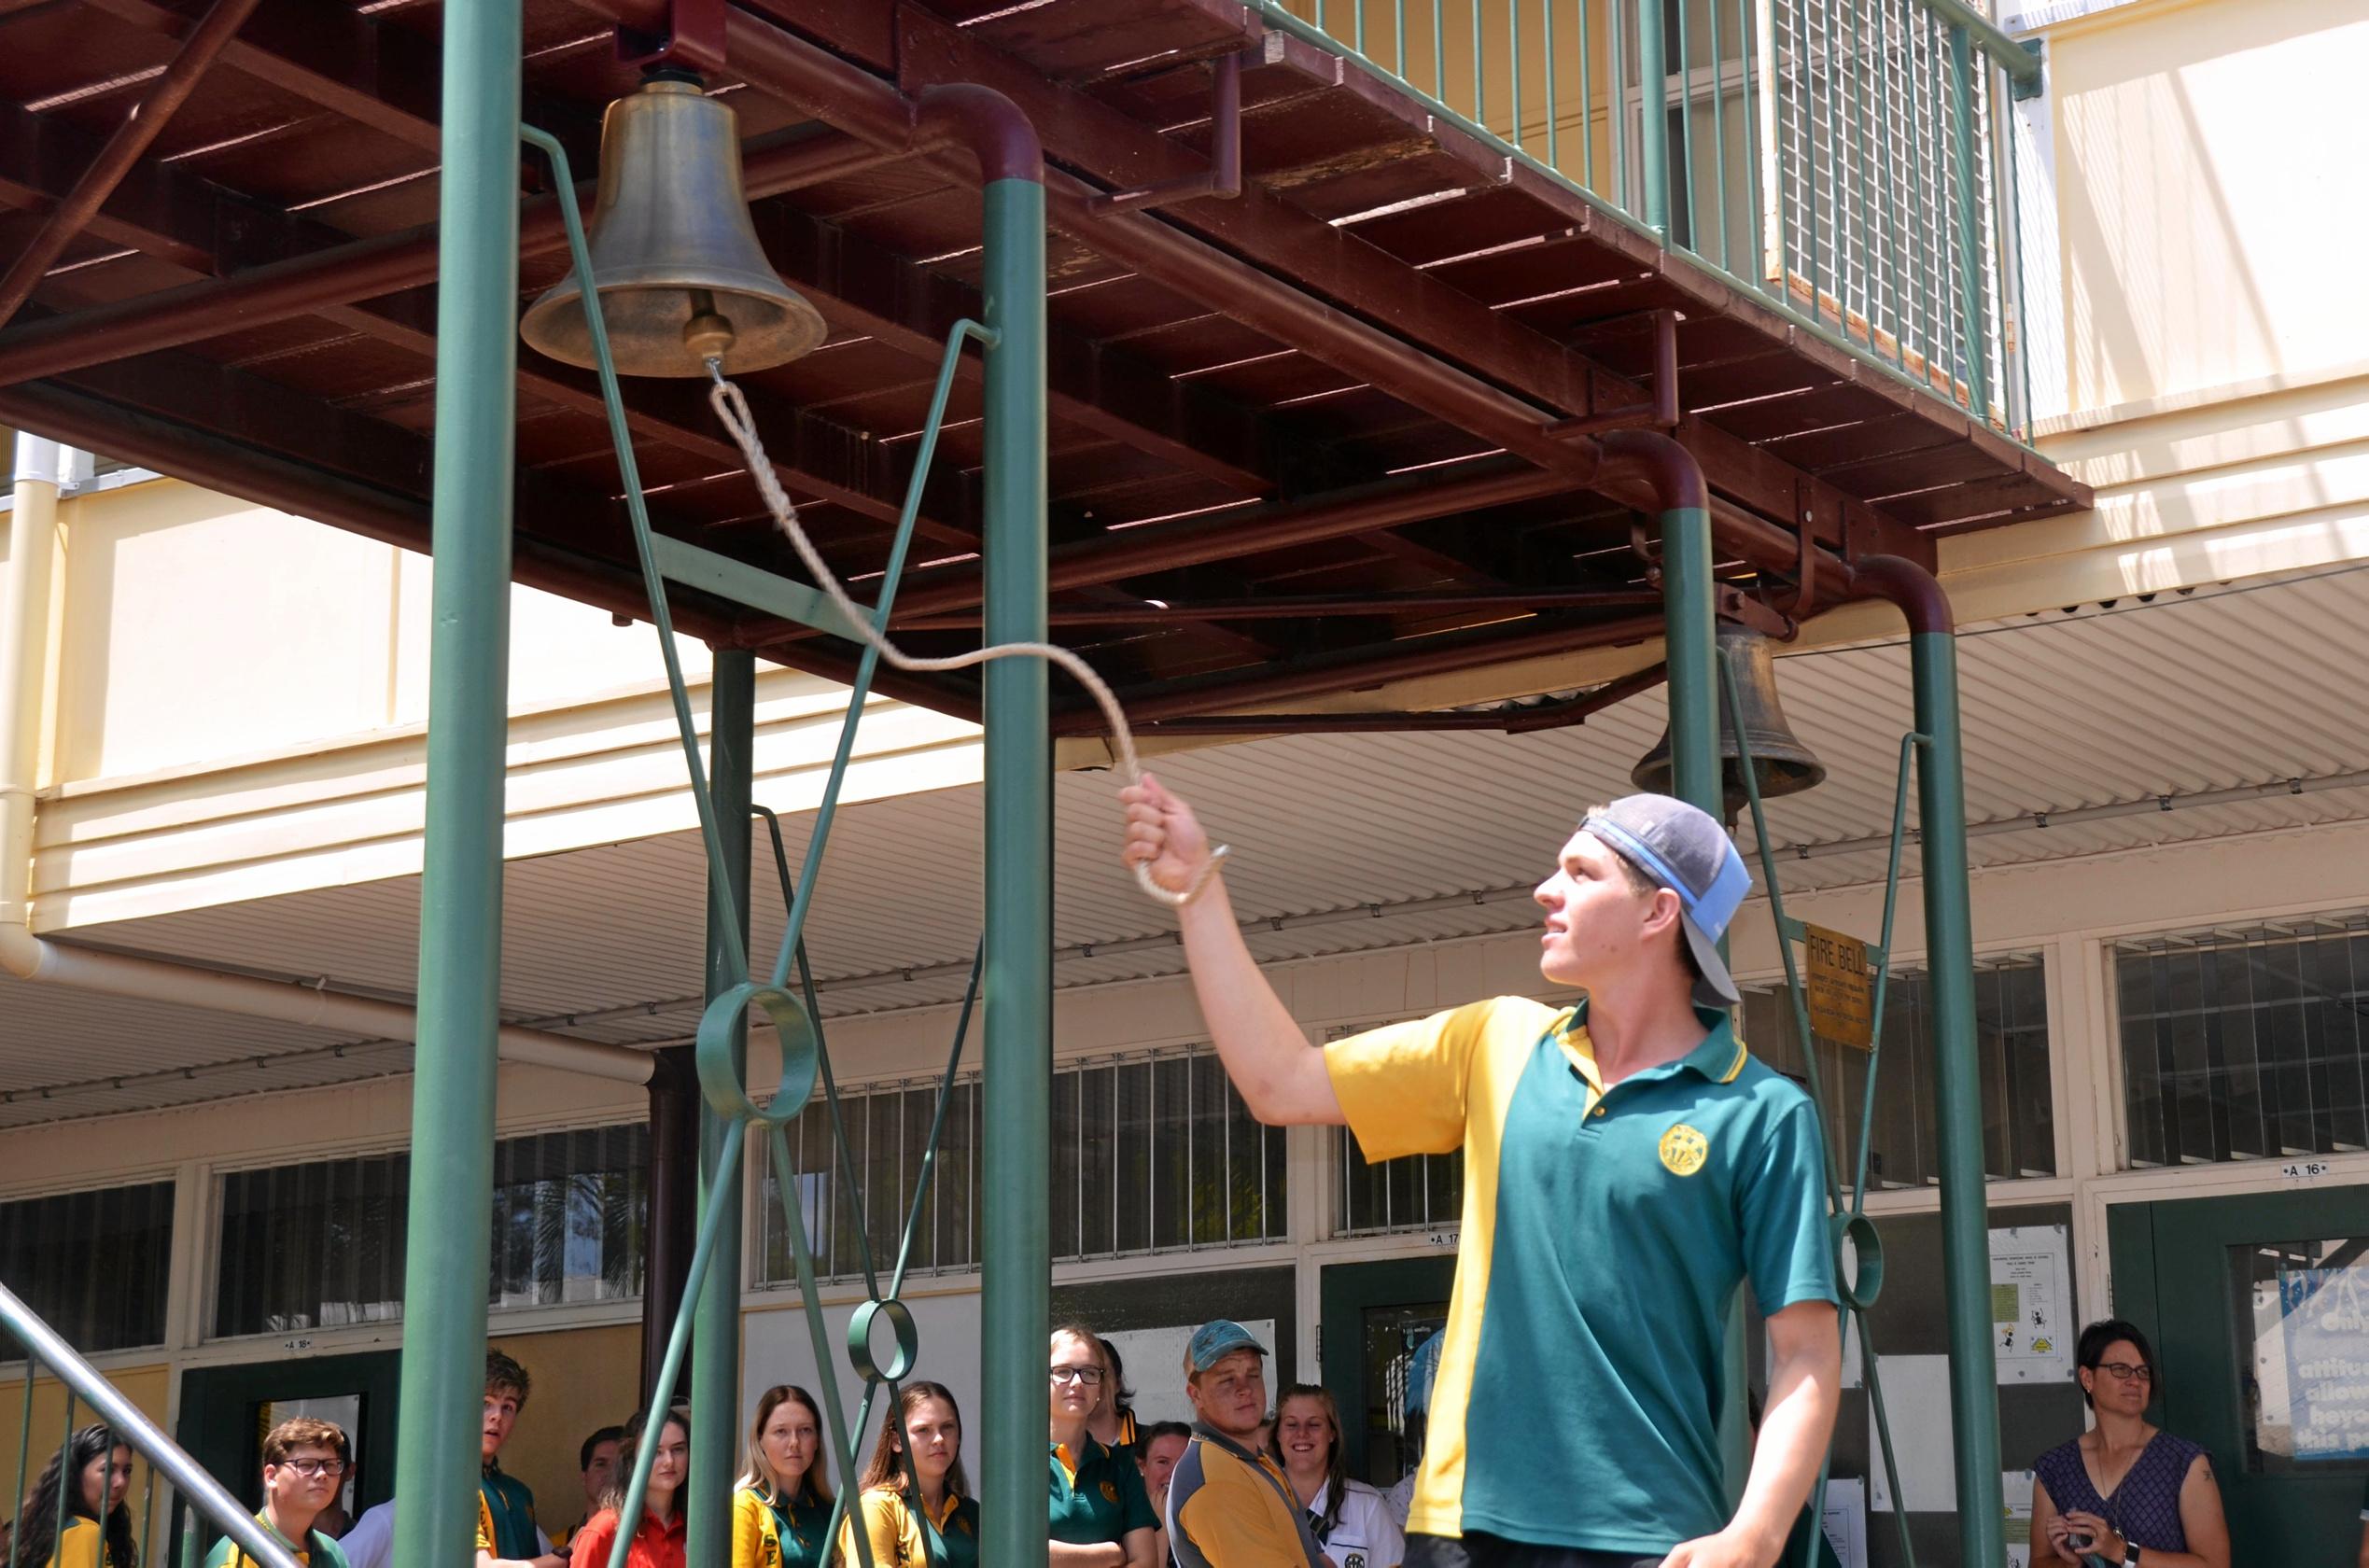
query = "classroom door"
xmin=1320 ymin=1256 xmax=1454 ymax=1489
xmin=2107 ymin=1185 xmax=2369 ymax=1565
xmin=176 ymin=1349 xmax=400 ymax=1548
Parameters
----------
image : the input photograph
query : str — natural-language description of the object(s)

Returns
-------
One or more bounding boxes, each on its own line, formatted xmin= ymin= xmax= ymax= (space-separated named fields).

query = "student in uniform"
xmin=1163 ymin=1321 xmax=1327 ymax=1568
xmin=16 ymin=1425 xmax=136 ymax=1568
xmin=733 ymin=1385 xmax=834 ymax=1568
xmin=567 ymin=1407 xmax=689 ymax=1568
xmin=838 ymin=1383 xmax=975 ymax=1568
xmin=204 ymin=1418 xmax=354 ymax=1568
xmin=1085 ymin=1338 xmax=1139 ymax=1456
xmin=1135 ymin=1423 xmax=1191 ymax=1568
xmin=477 ymin=1352 xmax=566 ymax=1568
xmin=1271 ymin=1386 xmax=1404 ymax=1568
xmin=1124 ymin=784 xmax=1842 ymax=1568
xmin=1047 ymin=1323 xmax=1157 ymax=1568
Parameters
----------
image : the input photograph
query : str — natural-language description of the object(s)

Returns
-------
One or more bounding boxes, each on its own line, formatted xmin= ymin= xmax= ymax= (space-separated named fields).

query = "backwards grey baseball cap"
xmin=1582 ymin=793 xmax=1750 ymax=1008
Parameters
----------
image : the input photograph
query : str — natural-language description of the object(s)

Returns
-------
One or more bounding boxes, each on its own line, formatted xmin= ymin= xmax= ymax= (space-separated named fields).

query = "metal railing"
xmin=2 ymin=1281 xmax=300 ymax=1568
xmin=1266 ymin=0 xmax=2039 ymax=437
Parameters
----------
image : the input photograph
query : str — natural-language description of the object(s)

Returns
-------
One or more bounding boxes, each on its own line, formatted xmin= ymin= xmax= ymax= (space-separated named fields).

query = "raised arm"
xmin=1120 ymin=774 xmax=1342 ymax=1125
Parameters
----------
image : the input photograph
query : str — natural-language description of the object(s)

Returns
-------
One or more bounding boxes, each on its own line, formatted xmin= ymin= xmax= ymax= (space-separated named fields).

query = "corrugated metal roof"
xmin=9 ymin=564 xmax=2369 ymax=1127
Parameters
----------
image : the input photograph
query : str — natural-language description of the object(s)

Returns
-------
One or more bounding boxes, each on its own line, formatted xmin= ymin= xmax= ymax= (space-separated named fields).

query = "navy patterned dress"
xmin=2033 ymin=1431 xmax=2208 ymax=1553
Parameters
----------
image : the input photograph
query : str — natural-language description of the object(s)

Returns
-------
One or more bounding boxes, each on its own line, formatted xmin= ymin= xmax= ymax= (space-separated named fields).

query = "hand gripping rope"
xmin=703 ymin=366 xmax=1228 ymax=909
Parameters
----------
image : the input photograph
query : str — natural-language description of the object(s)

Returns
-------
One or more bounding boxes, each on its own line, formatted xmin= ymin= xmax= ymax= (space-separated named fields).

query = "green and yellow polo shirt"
xmin=1048 ymin=1434 xmax=1156 ymax=1545
xmin=837 ymin=1486 xmax=978 ymax=1568
xmin=1326 ymin=995 xmax=1835 ymax=1556
xmin=204 ymin=1513 xmax=351 ymax=1568
xmin=731 ymin=1484 xmax=830 ymax=1568
xmin=477 ymin=1463 xmax=542 ymax=1561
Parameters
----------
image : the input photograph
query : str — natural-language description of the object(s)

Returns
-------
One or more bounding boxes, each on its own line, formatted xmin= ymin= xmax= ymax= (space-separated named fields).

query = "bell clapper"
xmin=682 ymin=287 xmax=737 ymax=365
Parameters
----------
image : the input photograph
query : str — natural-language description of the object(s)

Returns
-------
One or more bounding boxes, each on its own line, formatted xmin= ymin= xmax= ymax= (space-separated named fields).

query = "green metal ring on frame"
xmin=1831 ymin=1211 xmax=1885 ymax=1310
xmin=847 ymin=1297 xmax=919 ymax=1382
xmin=696 ymin=980 xmax=820 ymax=1126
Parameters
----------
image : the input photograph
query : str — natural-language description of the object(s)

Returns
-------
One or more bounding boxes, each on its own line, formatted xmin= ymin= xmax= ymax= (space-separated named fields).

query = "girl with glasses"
xmin=2030 ymin=1320 xmax=2228 ymax=1568
xmin=1046 ymin=1323 xmax=1156 ymax=1568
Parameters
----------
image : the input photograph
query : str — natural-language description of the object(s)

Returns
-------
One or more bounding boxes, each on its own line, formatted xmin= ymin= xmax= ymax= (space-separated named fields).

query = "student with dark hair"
xmin=1271 ymin=1386 xmax=1403 ymax=1568
xmin=568 ymin=1407 xmax=690 ymax=1568
xmin=563 ymin=1428 xmax=624 ymax=1547
xmin=1048 ymin=1324 xmax=1156 ymax=1568
xmin=16 ymin=1425 xmax=135 ymax=1568
xmin=1086 ymin=1337 xmax=1139 ymax=1455
xmin=2030 ymin=1320 xmax=2227 ymax=1568
xmin=734 ymin=1385 xmax=834 ymax=1568
xmin=477 ymin=1351 xmax=565 ymax=1568
xmin=839 ymin=1382 xmax=976 ymax=1568
xmin=205 ymin=1418 xmax=354 ymax=1568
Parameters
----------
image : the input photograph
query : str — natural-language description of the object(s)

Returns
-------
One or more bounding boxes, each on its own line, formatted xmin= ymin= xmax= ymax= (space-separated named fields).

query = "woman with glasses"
xmin=2030 ymin=1320 xmax=2228 ymax=1568
xmin=1047 ymin=1323 xmax=1157 ymax=1568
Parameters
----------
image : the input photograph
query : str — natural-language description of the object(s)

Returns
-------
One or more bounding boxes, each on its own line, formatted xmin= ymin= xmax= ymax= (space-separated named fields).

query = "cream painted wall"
xmin=2050 ymin=0 xmax=2369 ymax=412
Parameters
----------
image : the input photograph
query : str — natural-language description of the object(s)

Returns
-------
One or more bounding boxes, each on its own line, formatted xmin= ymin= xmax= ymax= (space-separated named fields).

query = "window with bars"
xmin=0 ymin=1181 xmax=174 ymax=1356
xmin=757 ymin=1045 xmax=1287 ymax=1286
xmin=212 ymin=1123 xmax=648 ymax=1337
xmin=1745 ymin=953 xmax=2054 ymax=1188
xmin=2116 ymin=917 xmax=2369 ymax=1169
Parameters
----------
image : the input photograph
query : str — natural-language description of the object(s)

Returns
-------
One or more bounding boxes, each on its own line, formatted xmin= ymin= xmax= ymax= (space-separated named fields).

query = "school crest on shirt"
xmin=1659 ymin=1122 xmax=1709 ymax=1176
xmin=1099 ymin=1479 xmax=1118 ymax=1504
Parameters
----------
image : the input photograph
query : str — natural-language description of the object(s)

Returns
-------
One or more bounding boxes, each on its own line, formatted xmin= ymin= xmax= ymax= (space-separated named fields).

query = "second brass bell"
xmin=521 ymin=74 xmax=827 ymax=378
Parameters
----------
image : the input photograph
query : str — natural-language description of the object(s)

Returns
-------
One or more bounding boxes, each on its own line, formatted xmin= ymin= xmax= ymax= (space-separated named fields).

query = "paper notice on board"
xmin=1990 ymin=1225 xmax=2075 ymax=1382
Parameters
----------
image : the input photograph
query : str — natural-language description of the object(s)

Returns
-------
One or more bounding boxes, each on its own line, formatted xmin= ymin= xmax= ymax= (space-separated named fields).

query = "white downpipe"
xmin=0 ymin=434 xmax=652 ymax=1087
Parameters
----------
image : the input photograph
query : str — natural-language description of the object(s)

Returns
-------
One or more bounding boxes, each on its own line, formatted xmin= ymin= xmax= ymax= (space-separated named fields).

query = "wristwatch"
xmin=2124 ymin=1545 xmax=2140 ymax=1568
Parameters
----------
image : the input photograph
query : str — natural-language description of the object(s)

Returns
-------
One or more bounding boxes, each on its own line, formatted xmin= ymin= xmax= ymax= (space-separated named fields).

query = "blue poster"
xmin=2278 ymin=1265 xmax=2369 ymax=1460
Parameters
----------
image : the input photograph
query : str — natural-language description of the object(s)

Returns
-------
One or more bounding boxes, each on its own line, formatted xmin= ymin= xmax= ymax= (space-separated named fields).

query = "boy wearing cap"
xmin=1121 ymin=783 xmax=1840 ymax=1568
xmin=1164 ymin=1321 xmax=1329 ymax=1568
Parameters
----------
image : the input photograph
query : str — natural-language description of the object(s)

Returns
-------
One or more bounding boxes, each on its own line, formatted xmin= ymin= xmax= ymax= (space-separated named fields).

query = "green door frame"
xmin=176 ymin=1349 xmax=402 ymax=1549
xmin=1319 ymin=1254 xmax=1456 ymax=1480
xmin=2108 ymin=1184 xmax=2369 ymax=1564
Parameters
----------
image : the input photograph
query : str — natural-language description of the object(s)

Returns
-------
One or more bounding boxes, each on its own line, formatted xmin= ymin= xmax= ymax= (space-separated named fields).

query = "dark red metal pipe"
xmin=896 ymin=585 xmax=1663 ymax=628
xmin=0 ymin=0 xmax=265 ymax=332
xmin=915 ymin=82 xmax=1043 ymax=185
xmin=1848 ymin=554 xmax=1953 ymax=634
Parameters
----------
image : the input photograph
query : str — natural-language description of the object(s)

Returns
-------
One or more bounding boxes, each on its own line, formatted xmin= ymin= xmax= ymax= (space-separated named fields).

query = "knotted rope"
xmin=707 ymin=367 xmax=1228 ymax=907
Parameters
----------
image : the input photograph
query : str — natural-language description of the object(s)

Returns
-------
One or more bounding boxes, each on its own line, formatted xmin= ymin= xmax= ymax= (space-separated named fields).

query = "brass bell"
xmin=520 ymin=74 xmax=827 ymax=378
xmin=1632 ymin=622 xmax=1827 ymax=825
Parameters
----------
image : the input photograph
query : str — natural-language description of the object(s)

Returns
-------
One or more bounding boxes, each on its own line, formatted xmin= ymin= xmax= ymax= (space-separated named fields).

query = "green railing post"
xmin=690 ymin=650 xmax=755 ymax=1568
xmin=1635 ymin=0 xmax=1671 ymax=234
xmin=1644 ymin=448 xmax=1752 ymax=1504
xmin=1858 ymin=558 xmax=2001 ymax=1568
xmin=979 ymin=166 xmax=1050 ymax=1568
xmin=1945 ymin=23 xmax=1990 ymax=416
xmin=390 ymin=10 xmax=519 ymax=1568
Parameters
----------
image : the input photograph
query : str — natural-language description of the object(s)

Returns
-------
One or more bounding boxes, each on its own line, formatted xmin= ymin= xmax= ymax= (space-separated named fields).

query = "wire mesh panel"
xmin=1275 ymin=0 xmax=2030 ymax=432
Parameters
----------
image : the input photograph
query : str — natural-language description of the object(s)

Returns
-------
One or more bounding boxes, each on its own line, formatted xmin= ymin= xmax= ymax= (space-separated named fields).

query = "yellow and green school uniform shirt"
xmin=477 ymin=1462 xmax=547 ymax=1561
xmin=1165 ymin=1426 xmax=1328 ymax=1568
xmin=1326 ymin=995 xmax=1836 ymax=1557
xmin=1048 ymin=1434 xmax=1156 ymax=1546
xmin=204 ymin=1513 xmax=353 ymax=1568
xmin=731 ymin=1483 xmax=832 ymax=1568
xmin=837 ymin=1485 xmax=977 ymax=1568
xmin=45 ymin=1518 xmax=120 ymax=1568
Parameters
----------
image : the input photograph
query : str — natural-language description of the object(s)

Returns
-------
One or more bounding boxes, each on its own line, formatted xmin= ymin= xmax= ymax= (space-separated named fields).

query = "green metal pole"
xmin=1945 ymin=24 xmax=1991 ymax=417
xmin=688 ymin=650 xmax=754 ymax=1568
xmin=1909 ymin=623 xmax=2005 ymax=1568
xmin=1635 ymin=0 xmax=1671 ymax=235
xmin=389 ymin=10 xmax=519 ymax=1568
xmin=1653 ymin=470 xmax=1750 ymax=1506
xmin=979 ymin=168 xmax=1050 ymax=1568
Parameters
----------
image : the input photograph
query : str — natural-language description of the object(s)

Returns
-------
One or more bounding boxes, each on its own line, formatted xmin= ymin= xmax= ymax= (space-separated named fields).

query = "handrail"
xmin=1910 ymin=0 xmax=2043 ymax=89
xmin=0 ymin=1280 xmax=301 ymax=1568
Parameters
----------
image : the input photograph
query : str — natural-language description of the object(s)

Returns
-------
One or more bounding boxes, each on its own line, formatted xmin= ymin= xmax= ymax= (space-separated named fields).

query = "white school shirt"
xmin=1307 ymin=1479 xmax=1405 ymax=1568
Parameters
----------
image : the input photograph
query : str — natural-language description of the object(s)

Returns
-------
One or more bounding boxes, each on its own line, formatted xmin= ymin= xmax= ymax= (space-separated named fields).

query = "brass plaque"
xmin=1803 ymin=923 xmax=1876 ymax=1049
